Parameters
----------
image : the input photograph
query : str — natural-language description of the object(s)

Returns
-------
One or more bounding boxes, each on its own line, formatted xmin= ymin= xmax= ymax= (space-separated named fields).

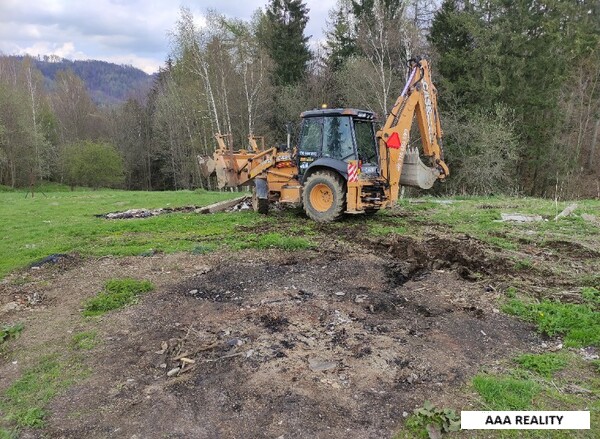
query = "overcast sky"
xmin=0 ymin=0 xmax=336 ymax=74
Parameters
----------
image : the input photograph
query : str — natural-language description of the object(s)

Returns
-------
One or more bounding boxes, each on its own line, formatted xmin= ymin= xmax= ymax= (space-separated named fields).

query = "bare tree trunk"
xmin=589 ymin=118 xmax=600 ymax=169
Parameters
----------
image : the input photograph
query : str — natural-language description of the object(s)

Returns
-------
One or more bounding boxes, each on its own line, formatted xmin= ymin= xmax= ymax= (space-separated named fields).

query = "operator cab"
xmin=297 ymin=108 xmax=379 ymax=179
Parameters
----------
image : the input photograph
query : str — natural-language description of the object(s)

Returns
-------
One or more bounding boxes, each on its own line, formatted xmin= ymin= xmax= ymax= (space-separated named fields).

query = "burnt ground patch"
xmin=29 ymin=247 xmax=539 ymax=439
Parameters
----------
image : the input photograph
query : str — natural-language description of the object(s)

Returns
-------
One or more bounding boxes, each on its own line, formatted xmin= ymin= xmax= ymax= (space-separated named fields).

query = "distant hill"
xmin=12 ymin=56 xmax=154 ymax=106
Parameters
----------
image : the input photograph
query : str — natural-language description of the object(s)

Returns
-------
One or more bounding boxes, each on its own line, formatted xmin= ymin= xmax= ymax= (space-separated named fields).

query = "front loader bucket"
xmin=198 ymin=156 xmax=216 ymax=179
xmin=399 ymin=147 xmax=441 ymax=190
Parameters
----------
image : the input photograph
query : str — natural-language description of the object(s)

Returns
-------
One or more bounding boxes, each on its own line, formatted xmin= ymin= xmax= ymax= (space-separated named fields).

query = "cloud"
xmin=0 ymin=0 xmax=337 ymax=74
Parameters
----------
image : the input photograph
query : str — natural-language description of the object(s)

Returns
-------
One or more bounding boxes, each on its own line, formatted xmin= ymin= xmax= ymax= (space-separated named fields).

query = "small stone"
xmin=354 ymin=295 xmax=368 ymax=303
xmin=227 ymin=338 xmax=244 ymax=347
xmin=492 ymin=308 xmax=500 ymax=313
xmin=549 ymin=343 xmax=563 ymax=352
xmin=403 ymin=411 xmax=409 ymax=418
xmin=188 ymin=289 xmax=199 ymax=295
xmin=541 ymin=342 xmax=548 ymax=348
xmin=166 ymin=367 xmax=180 ymax=377
xmin=159 ymin=363 xmax=167 ymax=369
xmin=335 ymin=292 xmax=346 ymax=296
xmin=309 ymin=358 xmax=337 ymax=372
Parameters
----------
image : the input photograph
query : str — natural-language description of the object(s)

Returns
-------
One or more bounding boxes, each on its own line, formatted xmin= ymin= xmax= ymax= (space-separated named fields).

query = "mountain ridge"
xmin=9 ymin=55 xmax=155 ymax=106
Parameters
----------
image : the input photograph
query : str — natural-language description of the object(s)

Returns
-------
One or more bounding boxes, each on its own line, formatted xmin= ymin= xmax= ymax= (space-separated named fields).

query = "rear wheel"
xmin=302 ymin=171 xmax=345 ymax=222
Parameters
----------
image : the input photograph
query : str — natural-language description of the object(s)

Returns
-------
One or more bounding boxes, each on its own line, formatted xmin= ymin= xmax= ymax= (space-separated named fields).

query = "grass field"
xmin=0 ymin=187 xmax=248 ymax=279
xmin=1 ymin=187 xmax=599 ymax=437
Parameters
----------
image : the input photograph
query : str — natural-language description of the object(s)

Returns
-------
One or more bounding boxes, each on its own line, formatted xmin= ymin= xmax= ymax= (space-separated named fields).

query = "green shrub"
xmin=64 ymin=140 xmax=124 ymax=189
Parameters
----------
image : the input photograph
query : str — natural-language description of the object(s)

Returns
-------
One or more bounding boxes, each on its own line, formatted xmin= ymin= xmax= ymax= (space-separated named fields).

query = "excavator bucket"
xmin=198 ymin=156 xmax=216 ymax=179
xmin=198 ymin=154 xmax=231 ymax=189
xmin=399 ymin=147 xmax=441 ymax=190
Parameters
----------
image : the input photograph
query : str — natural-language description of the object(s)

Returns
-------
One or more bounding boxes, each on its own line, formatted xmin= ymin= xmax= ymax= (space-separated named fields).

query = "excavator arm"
xmin=377 ymin=58 xmax=449 ymax=203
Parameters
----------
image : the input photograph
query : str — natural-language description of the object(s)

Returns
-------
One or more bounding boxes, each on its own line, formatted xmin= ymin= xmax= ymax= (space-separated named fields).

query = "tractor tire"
xmin=302 ymin=171 xmax=345 ymax=222
xmin=252 ymin=188 xmax=269 ymax=214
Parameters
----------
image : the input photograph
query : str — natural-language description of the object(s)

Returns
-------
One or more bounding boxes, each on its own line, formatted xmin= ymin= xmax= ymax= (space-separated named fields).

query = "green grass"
xmin=0 ymin=355 xmax=83 ymax=428
xmin=0 ymin=189 xmax=249 ymax=279
xmin=83 ymin=278 xmax=154 ymax=317
xmin=472 ymin=374 xmax=540 ymax=410
xmin=515 ymin=353 xmax=568 ymax=377
xmin=0 ymin=323 xmax=23 ymax=344
xmin=70 ymin=331 xmax=97 ymax=350
xmin=236 ymin=232 xmax=313 ymax=250
xmin=503 ymin=297 xmax=600 ymax=347
xmin=404 ymin=195 xmax=600 ymax=250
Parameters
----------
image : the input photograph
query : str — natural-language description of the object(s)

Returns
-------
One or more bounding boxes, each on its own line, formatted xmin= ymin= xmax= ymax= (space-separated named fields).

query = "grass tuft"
xmin=0 ymin=323 xmax=24 ymax=344
xmin=70 ymin=331 xmax=97 ymax=350
xmin=83 ymin=278 xmax=154 ymax=317
xmin=0 ymin=356 xmax=71 ymax=428
xmin=503 ymin=297 xmax=600 ymax=347
xmin=582 ymin=287 xmax=600 ymax=305
xmin=515 ymin=353 xmax=568 ymax=377
xmin=472 ymin=374 xmax=539 ymax=410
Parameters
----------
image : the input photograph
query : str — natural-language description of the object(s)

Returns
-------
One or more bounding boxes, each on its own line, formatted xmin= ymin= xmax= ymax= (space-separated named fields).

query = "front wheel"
xmin=302 ymin=171 xmax=346 ymax=222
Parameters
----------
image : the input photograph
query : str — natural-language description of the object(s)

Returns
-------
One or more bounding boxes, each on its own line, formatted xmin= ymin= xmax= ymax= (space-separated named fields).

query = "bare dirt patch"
xmin=0 ymin=235 xmax=543 ymax=439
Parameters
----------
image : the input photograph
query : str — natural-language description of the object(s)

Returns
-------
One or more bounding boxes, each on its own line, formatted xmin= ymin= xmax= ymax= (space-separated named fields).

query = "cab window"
xmin=298 ymin=117 xmax=322 ymax=153
xmin=322 ymin=116 xmax=355 ymax=161
xmin=354 ymin=120 xmax=377 ymax=163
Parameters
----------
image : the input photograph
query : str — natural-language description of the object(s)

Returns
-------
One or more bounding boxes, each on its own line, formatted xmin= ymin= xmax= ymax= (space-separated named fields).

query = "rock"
xmin=406 ymin=373 xmax=418 ymax=384
xmin=500 ymin=213 xmax=543 ymax=222
xmin=581 ymin=213 xmax=599 ymax=225
xmin=188 ymin=289 xmax=199 ymax=295
xmin=549 ymin=343 xmax=563 ymax=352
xmin=334 ymin=292 xmax=346 ymax=296
xmin=227 ymin=338 xmax=244 ymax=347
xmin=354 ymin=294 xmax=368 ymax=303
xmin=166 ymin=367 xmax=180 ymax=377
xmin=308 ymin=358 xmax=337 ymax=372
xmin=580 ymin=346 xmax=599 ymax=361
xmin=554 ymin=203 xmax=577 ymax=220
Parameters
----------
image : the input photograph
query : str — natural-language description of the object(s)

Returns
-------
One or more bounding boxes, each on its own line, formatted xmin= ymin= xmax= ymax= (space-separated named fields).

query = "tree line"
xmin=0 ymin=0 xmax=598 ymax=197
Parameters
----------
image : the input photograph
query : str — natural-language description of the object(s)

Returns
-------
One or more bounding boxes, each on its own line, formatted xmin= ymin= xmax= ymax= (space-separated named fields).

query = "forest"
xmin=0 ymin=0 xmax=598 ymax=198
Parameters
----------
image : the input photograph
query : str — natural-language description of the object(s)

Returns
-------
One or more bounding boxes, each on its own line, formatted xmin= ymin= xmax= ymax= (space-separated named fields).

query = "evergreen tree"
xmin=325 ymin=1 xmax=358 ymax=71
xmin=430 ymin=0 xmax=600 ymax=195
xmin=259 ymin=0 xmax=311 ymax=86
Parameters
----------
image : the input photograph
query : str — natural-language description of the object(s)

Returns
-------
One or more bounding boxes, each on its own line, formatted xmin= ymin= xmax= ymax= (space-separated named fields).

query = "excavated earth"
xmin=0 ymin=232 xmax=549 ymax=438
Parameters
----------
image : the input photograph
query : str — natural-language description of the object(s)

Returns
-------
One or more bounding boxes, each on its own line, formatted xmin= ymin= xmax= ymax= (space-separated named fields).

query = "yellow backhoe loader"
xmin=199 ymin=57 xmax=449 ymax=222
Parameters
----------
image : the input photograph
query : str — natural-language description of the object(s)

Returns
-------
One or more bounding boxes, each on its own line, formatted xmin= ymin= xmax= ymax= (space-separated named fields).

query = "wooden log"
xmin=195 ymin=196 xmax=248 ymax=214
